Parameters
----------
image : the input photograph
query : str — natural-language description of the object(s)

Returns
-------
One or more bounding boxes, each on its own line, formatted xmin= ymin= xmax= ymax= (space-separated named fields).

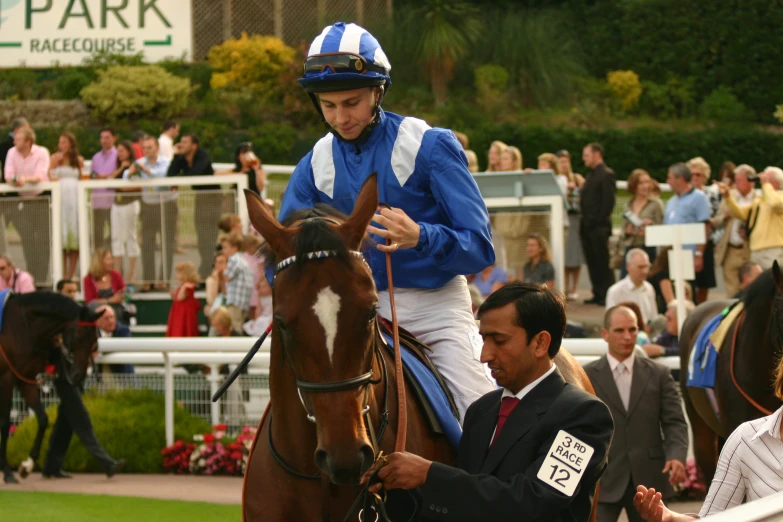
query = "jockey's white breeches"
xmin=378 ymin=275 xmax=495 ymax=423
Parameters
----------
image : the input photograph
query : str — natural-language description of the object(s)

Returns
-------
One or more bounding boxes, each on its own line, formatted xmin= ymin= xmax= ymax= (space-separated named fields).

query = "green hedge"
xmin=8 ymin=389 xmax=209 ymax=473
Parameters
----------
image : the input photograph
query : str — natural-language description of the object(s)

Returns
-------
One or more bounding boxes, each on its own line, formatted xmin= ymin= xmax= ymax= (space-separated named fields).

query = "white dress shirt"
xmin=699 ymin=406 xmax=783 ymax=517
xmin=158 ymin=133 xmax=174 ymax=161
xmin=605 ymin=276 xmax=658 ymax=325
xmin=728 ymin=190 xmax=755 ymax=246
xmin=492 ymin=363 xmax=557 ymax=442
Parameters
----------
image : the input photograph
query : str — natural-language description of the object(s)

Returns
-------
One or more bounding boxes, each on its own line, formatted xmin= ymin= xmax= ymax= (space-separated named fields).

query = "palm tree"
xmin=410 ymin=0 xmax=482 ymax=106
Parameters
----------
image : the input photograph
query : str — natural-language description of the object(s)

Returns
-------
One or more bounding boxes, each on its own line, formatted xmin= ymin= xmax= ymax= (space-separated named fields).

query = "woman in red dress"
xmin=166 ymin=261 xmax=201 ymax=337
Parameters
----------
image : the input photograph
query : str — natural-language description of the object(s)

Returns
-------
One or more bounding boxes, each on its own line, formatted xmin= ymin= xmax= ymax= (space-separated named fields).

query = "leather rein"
xmin=728 ymin=295 xmax=783 ymax=417
xmin=266 ymin=223 xmax=408 ymax=522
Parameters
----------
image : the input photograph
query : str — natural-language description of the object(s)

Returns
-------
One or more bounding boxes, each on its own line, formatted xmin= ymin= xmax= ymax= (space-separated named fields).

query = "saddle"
xmin=377 ymin=318 xmax=462 ymax=449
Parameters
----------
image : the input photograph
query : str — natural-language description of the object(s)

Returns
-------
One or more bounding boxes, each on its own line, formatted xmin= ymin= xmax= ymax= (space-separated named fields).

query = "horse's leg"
xmin=18 ymin=383 xmax=47 ymax=479
xmin=0 ymin=377 xmax=17 ymax=484
xmin=684 ymin=393 xmax=718 ymax=484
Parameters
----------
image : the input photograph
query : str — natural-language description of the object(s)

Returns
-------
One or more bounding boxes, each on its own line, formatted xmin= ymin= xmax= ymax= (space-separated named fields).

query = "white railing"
xmin=76 ymin=174 xmax=248 ymax=285
xmin=97 ymin=336 xmax=678 ymax=446
xmin=97 ymin=336 xmax=271 ymax=446
xmin=0 ymin=181 xmax=62 ymax=288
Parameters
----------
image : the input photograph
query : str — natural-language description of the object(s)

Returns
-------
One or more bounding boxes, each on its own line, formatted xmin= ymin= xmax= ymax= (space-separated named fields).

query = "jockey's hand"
xmin=367 ymin=207 xmax=421 ymax=253
xmin=367 ymin=452 xmax=432 ymax=493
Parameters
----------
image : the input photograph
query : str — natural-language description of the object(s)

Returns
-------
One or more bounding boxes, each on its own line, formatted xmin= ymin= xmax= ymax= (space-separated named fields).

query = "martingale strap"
xmin=276 ymin=250 xmax=365 ymax=273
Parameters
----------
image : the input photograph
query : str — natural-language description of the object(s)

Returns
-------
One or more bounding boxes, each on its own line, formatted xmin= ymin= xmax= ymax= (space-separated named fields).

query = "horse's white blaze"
xmin=313 ymin=287 xmax=341 ymax=364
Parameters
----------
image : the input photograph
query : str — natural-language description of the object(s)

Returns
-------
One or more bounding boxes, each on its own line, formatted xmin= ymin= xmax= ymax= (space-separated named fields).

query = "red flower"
xmin=204 ymin=433 xmax=215 ymax=444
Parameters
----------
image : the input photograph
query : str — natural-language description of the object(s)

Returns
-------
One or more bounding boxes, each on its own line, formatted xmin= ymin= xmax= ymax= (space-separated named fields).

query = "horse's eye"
xmin=368 ymin=306 xmax=379 ymax=323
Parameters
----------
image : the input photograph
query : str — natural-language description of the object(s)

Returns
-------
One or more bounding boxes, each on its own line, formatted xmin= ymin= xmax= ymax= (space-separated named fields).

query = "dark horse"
xmin=241 ymin=175 xmax=601 ymax=521
xmin=679 ymin=261 xmax=783 ymax=483
xmin=0 ymin=292 xmax=104 ymax=484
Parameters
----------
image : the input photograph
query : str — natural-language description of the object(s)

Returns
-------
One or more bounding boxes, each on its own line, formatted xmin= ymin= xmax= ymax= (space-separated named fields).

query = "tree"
xmin=410 ymin=0 xmax=482 ymax=105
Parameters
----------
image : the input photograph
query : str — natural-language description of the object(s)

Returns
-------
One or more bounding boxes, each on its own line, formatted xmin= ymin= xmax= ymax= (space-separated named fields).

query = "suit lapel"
xmin=627 ymin=357 xmax=649 ymax=417
xmin=590 ymin=356 xmax=627 ymax=415
xmin=479 ymin=372 xmax=564 ymax=474
xmin=466 ymin=390 xmax=502 ymax=473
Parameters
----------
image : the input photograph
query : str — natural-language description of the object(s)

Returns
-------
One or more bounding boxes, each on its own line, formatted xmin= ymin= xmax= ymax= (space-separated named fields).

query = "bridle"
xmin=265 ymin=215 xmax=408 ymax=522
xmin=268 ymin=249 xmax=391 ymax=478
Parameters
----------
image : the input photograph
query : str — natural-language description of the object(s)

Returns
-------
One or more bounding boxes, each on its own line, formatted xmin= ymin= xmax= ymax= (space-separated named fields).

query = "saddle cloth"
xmin=709 ymin=301 xmax=745 ymax=352
xmin=0 ymin=288 xmax=12 ymax=331
xmin=378 ymin=320 xmax=463 ymax=450
xmin=687 ymin=308 xmax=731 ymax=389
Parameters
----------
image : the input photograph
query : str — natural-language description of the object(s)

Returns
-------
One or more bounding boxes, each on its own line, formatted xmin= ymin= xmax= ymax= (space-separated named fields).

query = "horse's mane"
xmin=742 ymin=269 xmax=776 ymax=308
xmin=12 ymin=291 xmax=81 ymax=320
xmin=261 ymin=204 xmax=354 ymax=273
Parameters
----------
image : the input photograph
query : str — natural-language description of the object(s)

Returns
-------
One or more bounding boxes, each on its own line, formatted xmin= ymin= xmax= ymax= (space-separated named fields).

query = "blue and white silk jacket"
xmin=277 ymin=110 xmax=495 ymax=291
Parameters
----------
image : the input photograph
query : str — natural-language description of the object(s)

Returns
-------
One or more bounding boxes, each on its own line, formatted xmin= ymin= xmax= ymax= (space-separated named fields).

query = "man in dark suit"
xmin=93 ymin=303 xmax=135 ymax=375
xmin=43 ymin=303 xmax=125 ymax=479
xmin=364 ymin=282 xmax=614 ymax=521
xmin=584 ymin=306 xmax=688 ymax=522
xmin=580 ymin=142 xmax=616 ymax=306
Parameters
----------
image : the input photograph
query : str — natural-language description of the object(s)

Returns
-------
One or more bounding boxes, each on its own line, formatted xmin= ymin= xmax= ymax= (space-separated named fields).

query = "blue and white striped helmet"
xmin=299 ymin=22 xmax=391 ymax=93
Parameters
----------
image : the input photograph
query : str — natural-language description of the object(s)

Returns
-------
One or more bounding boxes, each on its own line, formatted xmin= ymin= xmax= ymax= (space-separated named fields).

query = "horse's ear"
xmin=339 ymin=173 xmax=378 ymax=250
xmin=245 ymin=189 xmax=292 ymax=257
xmin=773 ymin=260 xmax=782 ymax=290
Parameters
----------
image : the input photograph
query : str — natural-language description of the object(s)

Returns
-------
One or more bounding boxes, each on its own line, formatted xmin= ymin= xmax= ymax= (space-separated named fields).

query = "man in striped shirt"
xmin=633 ymin=359 xmax=783 ymax=520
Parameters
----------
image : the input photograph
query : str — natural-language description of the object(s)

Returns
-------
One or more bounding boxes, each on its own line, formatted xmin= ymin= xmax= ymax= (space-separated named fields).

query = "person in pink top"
xmin=0 ymin=255 xmax=36 ymax=293
xmin=89 ymin=128 xmax=118 ymax=250
xmin=3 ymin=126 xmax=51 ymax=284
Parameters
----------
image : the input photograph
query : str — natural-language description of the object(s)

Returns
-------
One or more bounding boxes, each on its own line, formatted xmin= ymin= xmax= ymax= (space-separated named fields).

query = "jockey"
xmin=277 ymin=22 xmax=496 ymax=421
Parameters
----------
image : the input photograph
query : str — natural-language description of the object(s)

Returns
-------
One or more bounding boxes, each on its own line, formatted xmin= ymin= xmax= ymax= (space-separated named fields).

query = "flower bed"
xmin=162 ymin=425 xmax=256 ymax=476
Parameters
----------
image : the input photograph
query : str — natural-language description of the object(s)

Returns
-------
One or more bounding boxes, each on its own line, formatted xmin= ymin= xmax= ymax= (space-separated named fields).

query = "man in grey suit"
xmin=584 ymin=305 xmax=688 ymax=522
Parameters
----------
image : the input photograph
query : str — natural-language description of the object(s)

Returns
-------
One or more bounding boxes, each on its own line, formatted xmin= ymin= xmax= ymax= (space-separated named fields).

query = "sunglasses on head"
xmin=304 ymin=53 xmax=386 ymax=76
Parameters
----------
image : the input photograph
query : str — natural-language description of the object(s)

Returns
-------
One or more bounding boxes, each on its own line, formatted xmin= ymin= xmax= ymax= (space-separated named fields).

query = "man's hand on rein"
xmin=366 ymin=452 xmax=432 ymax=493
xmin=367 ymin=207 xmax=421 ymax=253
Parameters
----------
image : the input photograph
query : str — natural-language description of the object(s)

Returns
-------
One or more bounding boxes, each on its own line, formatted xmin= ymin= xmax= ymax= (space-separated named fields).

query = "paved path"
xmin=0 ymin=473 xmax=243 ymax=504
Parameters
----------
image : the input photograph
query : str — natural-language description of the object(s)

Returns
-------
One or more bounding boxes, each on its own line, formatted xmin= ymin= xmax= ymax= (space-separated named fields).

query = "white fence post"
xmin=164 ymin=353 xmax=174 ymax=447
xmin=49 ymin=183 xmax=63 ymax=288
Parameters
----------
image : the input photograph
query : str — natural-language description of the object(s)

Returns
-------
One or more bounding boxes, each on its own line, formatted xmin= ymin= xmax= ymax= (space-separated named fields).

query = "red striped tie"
xmin=491 ymin=397 xmax=520 ymax=446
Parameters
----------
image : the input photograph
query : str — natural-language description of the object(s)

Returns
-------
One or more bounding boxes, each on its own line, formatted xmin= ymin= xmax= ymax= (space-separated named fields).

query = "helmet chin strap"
xmin=312 ymin=87 xmax=386 ymax=148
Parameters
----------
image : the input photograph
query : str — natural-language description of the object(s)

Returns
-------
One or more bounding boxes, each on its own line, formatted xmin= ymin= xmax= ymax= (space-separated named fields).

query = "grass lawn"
xmin=0 ymin=491 xmax=241 ymax=521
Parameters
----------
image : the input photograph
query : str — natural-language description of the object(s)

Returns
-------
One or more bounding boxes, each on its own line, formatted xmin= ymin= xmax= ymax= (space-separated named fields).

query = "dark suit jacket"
xmin=0 ymin=133 xmax=13 ymax=175
xmin=580 ymin=162 xmax=616 ymax=229
xmin=417 ymin=370 xmax=614 ymax=522
xmin=583 ymin=356 xmax=688 ymax=502
xmin=112 ymin=322 xmax=131 ymax=338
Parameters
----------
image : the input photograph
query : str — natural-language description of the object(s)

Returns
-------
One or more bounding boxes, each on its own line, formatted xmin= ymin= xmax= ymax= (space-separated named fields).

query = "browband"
xmin=275 ymin=250 xmax=365 ymax=274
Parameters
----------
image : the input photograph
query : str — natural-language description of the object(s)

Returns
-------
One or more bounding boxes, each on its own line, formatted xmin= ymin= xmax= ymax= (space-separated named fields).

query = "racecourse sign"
xmin=0 ymin=0 xmax=192 ymax=67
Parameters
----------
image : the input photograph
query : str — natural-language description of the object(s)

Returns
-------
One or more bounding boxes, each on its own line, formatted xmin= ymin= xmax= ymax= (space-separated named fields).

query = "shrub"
xmin=607 ymin=70 xmax=642 ymax=113
xmin=80 ymin=65 xmax=192 ymax=122
xmin=53 ymin=69 xmax=94 ymax=100
xmin=0 ymin=69 xmax=42 ymax=101
xmin=700 ymin=86 xmax=749 ymax=122
xmin=207 ymin=33 xmax=296 ymax=103
xmin=639 ymin=75 xmax=696 ymax=119
xmin=8 ymin=389 xmax=210 ymax=473
xmin=475 ymin=65 xmax=510 ymax=98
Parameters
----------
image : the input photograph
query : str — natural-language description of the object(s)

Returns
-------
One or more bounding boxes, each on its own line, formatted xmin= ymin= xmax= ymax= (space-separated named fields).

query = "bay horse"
xmin=0 ymin=292 xmax=104 ymax=484
xmin=679 ymin=261 xmax=783 ymax=483
xmin=242 ymin=175 xmax=600 ymax=521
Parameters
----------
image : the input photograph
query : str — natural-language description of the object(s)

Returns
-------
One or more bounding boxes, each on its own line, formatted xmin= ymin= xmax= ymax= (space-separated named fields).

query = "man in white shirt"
xmin=606 ymin=248 xmax=658 ymax=326
xmin=157 ymin=120 xmax=179 ymax=160
xmin=125 ymin=136 xmax=175 ymax=288
xmin=584 ymin=306 xmax=688 ymax=522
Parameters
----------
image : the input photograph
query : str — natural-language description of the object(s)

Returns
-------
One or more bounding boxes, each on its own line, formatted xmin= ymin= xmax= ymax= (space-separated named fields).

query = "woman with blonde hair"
xmin=166 ymin=261 xmax=201 ymax=337
xmin=557 ymin=150 xmax=586 ymax=299
xmin=621 ymin=168 xmax=663 ymax=278
xmin=687 ymin=156 xmax=719 ymax=304
xmin=522 ymin=233 xmax=555 ymax=289
xmin=499 ymin=146 xmax=523 ymax=171
xmin=83 ymin=248 xmax=128 ymax=322
xmin=486 ymin=141 xmax=508 ymax=172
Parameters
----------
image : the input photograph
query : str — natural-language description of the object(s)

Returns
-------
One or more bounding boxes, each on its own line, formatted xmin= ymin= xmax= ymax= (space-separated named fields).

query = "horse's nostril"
xmin=314 ymin=449 xmax=328 ymax=471
xmin=360 ymin=444 xmax=374 ymax=473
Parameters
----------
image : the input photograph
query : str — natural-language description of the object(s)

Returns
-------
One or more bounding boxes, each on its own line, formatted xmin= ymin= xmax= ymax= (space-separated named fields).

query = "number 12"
xmin=549 ymin=465 xmax=570 ymax=487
